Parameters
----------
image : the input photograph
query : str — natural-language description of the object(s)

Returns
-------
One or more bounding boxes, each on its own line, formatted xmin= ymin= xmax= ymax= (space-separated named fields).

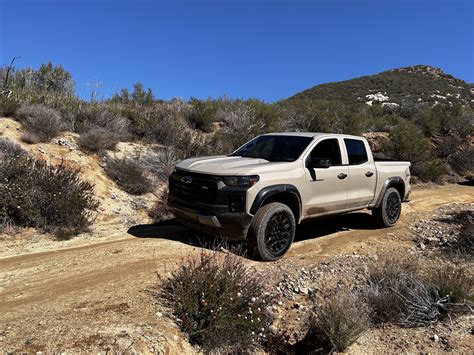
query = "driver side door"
xmin=303 ymin=138 xmax=348 ymax=217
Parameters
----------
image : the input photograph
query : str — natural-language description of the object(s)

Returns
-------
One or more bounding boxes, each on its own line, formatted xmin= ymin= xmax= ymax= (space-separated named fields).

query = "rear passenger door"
xmin=303 ymin=138 xmax=348 ymax=216
xmin=343 ymin=138 xmax=377 ymax=208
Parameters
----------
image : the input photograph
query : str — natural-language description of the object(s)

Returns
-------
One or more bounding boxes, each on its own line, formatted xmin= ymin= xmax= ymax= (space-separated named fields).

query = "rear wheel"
xmin=247 ymin=202 xmax=296 ymax=261
xmin=372 ymin=187 xmax=401 ymax=227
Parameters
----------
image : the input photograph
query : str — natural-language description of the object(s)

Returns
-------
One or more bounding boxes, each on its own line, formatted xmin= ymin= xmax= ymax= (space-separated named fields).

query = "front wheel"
xmin=372 ymin=187 xmax=401 ymax=227
xmin=247 ymin=202 xmax=296 ymax=261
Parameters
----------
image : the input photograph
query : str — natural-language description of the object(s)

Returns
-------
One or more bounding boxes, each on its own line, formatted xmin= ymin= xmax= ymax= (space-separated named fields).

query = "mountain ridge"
xmin=284 ymin=65 xmax=474 ymax=107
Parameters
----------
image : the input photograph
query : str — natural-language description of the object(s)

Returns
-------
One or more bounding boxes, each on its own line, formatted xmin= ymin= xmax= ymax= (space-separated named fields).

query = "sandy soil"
xmin=0 ymin=184 xmax=472 ymax=352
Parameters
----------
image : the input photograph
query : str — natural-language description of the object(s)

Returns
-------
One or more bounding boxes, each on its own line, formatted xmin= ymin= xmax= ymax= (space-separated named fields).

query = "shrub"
xmin=215 ymin=101 xmax=262 ymax=152
xmin=0 ymin=137 xmax=27 ymax=158
xmin=20 ymin=131 xmax=41 ymax=144
xmin=311 ymin=293 xmax=369 ymax=352
xmin=74 ymin=104 xmax=129 ymax=136
xmin=0 ymin=96 xmax=19 ymax=117
xmin=104 ymin=157 xmax=154 ymax=195
xmin=78 ymin=127 xmax=121 ymax=153
xmin=33 ymin=62 xmax=75 ymax=94
xmin=439 ymin=210 xmax=474 ymax=256
xmin=457 ymin=221 xmax=474 ymax=255
xmin=429 ymin=264 xmax=473 ymax=305
xmin=188 ymin=98 xmax=217 ymax=132
xmin=140 ymin=147 xmax=179 ymax=183
xmin=15 ymin=104 xmax=63 ymax=142
xmin=382 ymin=118 xmax=446 ymax=182
xmin=111 ymin=82 xmax=154 ymax=105
xmin=0 ymin=155 xmax=98 ymax=237
xmin=160 ymin=251 xmax=273 ymax=353
xmin=364 ymin=258 xmax=473 ymax=327
xmin=144 ymin=100 xmax=191 ymax=147
xmin=448 ymin=145 xmax=474 ymax=178
xmin=148 ymin=188 xmax=173 ymax=222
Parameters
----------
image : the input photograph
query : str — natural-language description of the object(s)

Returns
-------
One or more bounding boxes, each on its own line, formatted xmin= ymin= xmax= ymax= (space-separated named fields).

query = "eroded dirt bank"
xmin=0 ymin=184 xmax=472 ymax=352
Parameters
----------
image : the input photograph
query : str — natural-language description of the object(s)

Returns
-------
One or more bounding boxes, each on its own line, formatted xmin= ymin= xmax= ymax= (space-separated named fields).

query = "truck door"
xmin=343 ymin=138 xmax=377 ymax=208
xmin=303 ymin=138 xmax=348 ymax=216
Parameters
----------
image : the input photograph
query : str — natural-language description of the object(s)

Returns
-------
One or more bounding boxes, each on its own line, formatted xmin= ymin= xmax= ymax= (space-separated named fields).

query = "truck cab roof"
xmin=263 ymin=132 xmax=368 ymax=140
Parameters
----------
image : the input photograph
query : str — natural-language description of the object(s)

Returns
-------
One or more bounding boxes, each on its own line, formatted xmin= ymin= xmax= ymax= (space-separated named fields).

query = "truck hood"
xmin=176 ymin=155 xmax=291 ymax=175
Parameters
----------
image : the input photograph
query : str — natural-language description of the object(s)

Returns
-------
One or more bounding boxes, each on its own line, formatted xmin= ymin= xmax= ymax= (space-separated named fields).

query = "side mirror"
xmin=308 ymin=158 xmax=331 ymax=169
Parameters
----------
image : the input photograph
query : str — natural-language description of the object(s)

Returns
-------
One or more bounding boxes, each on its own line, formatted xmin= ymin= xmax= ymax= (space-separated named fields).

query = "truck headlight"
xmin=222 ymin=175 xmax=259 ymax=187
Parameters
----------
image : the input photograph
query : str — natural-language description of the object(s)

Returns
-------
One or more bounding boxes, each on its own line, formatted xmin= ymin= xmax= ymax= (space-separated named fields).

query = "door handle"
xmin=365 ymin=171 xmax=374 ymax=177
xmin=337 ymin=173 xmax=347 ymax=179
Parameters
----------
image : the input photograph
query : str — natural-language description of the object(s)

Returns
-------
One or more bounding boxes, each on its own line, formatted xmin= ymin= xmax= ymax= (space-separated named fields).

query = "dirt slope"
xmin=0 ymin=184 xmax=472 ymax=352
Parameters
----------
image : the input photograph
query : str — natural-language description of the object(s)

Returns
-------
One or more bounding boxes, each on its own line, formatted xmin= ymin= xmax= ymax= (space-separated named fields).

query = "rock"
xmin=53 ymin=137 xmax=78 ymax=150
xmin=432 ymin=334 xmax=439 ymax=342
xmin=418 ymin=242 xmax=426 ymax=250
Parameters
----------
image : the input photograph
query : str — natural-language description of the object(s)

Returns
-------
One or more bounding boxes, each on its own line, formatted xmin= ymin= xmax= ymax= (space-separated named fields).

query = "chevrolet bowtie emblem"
xmin=181 ymin=176 xmax=193 ymax=184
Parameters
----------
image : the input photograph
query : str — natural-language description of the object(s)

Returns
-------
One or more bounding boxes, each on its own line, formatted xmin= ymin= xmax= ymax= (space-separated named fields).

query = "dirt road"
xmin=0 ymin=184 xmax=472 ymax=352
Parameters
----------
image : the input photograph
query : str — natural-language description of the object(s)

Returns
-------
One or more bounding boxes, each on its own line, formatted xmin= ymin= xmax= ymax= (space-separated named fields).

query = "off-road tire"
xmin=247 ymin=202 xmax=296 ymax=261
xmin=372 ymin=187 xmax=401 ymax=227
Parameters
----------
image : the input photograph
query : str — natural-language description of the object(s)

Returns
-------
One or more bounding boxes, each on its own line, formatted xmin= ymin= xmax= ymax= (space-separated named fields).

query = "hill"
xmin=285 ymin=65 xmax=474 ymax=107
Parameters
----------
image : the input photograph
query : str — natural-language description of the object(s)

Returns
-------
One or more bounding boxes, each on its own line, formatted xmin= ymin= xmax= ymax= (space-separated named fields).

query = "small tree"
xmin=33 ymin=62 xmax=75 ymax=94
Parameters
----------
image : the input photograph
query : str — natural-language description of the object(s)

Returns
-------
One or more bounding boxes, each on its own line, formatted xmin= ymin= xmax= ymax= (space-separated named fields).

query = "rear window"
xmin=344 ymin=139 xmax=368 ymax=165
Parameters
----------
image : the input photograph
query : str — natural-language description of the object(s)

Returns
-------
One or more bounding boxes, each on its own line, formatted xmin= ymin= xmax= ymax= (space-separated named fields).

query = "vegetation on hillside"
xmin=0 ymin=138 xmax=98 ymax=237
xmin=0 ymin=62 xmax=472 ymax=186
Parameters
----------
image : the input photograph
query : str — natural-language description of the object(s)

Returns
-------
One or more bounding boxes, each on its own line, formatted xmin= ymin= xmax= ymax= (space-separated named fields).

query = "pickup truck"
xmin=168 ymin=133 xmax=411 ymax=260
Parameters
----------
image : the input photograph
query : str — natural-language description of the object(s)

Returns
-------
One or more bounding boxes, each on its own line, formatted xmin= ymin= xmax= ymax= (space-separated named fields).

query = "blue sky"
xmin=0 ymin=0 xmax=472 ymax=102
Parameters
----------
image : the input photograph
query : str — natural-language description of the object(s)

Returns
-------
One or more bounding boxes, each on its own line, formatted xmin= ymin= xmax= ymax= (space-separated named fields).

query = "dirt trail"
xmin=0 ymin=184 xmax=472 ymax=352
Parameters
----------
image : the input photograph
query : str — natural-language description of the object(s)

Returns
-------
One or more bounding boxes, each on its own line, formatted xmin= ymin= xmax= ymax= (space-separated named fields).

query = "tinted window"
xmin=232 ymin=135 xmax=313 ymax=162
xmin=309 ymin=139 xmax=342 ymax=166
xmin=345 ymin=139 xmax=368 ymax=165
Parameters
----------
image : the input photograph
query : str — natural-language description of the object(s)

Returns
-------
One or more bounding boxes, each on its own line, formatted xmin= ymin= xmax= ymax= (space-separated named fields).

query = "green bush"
xmin=382 ymin=118 xmax=445 ymax=182
xmin=111 ymin=82 xmax=154 ymax=105
xmin=33 ymin=62 xmax=75 ymax=94
xmin=0 ymin=153 xmax=98 ymax=237
xmin=448 ymin=145 xmax=473 ymax=178
xmin=0 ymin=96 xmax=19 ymax=117
xmin=188 ymin=98 xmax=217 ymax=132
xmin=15 ymin=104 xmax=63 ymax=143
xmin=104 ymin=157 xmax=154 ymax=195
xmin=161 ymin=251 xmax=273 ymax=353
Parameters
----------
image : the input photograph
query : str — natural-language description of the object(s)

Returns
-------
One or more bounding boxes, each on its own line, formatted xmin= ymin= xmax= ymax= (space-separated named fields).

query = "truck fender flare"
xmin=373 ymin=176 xmax=405 ymax=208
xmin=250 ymin=184 xmax=302 ymax=220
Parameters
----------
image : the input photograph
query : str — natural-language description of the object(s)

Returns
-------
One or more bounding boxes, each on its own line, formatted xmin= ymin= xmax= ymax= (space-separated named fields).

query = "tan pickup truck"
xmin=168 ymin=133 xmax=411 ymax=260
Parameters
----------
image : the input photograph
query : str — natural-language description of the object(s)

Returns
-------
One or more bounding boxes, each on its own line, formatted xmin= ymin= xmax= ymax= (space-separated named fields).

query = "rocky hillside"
xmin=285 ymin=65 xmax=474 ymax=107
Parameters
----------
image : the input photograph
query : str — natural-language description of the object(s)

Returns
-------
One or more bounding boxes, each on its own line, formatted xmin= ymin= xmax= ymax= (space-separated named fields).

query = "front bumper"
xmin=170 ymin=201 xmax=252 ymax=240
xmin=168 ymin=170 xmax=253 ymax=240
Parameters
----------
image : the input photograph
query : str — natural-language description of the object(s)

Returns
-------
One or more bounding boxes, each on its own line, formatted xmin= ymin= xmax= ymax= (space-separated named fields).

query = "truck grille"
xmin=169 ymin=170 xmax=219 ymax=204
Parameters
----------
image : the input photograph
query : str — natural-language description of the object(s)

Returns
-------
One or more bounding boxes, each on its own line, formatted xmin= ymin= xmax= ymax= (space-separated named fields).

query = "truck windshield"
xmin=231 ymin=135 xmax=313 ymax=162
